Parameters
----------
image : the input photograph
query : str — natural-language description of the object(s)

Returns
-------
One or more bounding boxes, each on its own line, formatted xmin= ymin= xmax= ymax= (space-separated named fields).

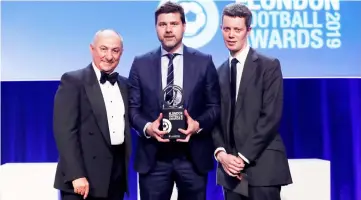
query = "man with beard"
xmin=128 ymin=2 xmax=220 ymax=200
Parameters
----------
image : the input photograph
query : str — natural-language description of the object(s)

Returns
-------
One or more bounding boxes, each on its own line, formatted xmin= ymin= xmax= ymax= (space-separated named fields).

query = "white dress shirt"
xmin=92 ymin=63 xmax=125 ymax=145
xmin=214 ymin=45 xmax=251 ymax=164
xmin=161 ymin=45 xmax=184 ymax=92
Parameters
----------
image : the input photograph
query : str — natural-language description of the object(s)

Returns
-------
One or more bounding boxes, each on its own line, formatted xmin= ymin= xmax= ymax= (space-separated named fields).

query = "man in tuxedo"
xmin=128 ymin=2 xmax=220 ymax=200
xmin=213 ymin=3 xmax=293 ymax=200
xmin=53 ymin=29 xmax=131 ymax=200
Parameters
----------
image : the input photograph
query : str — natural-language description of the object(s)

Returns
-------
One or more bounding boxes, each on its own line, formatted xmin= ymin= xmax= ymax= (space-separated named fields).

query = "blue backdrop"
xmin=1 ymin=78 xmax=360 ymax=200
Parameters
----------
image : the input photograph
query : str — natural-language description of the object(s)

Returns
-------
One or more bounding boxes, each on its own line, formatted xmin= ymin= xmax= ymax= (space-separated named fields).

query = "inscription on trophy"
xmin=161 ymin=84 xmax=186 ymax=140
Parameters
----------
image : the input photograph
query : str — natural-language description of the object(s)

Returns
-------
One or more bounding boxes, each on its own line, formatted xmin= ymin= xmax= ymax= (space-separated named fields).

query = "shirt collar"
xmin=229 ymin=44 xmax=250 ymax=66
xmin=161 ymin=44 xmax=184 ymax=56
xmin=92 ymin=62 xmax=116 ymax=82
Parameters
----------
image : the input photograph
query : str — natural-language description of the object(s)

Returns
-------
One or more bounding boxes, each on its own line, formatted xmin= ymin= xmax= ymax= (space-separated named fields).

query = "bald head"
xmin=92 ymin=29 xmax=123 ymax=47
xmin=90 ymin=29 xmax=123 ymax=73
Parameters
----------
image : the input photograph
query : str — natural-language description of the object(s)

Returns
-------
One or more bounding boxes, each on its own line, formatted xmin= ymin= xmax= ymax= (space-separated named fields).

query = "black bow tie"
xmin=100 ymin=71 xmax=118 ymax=85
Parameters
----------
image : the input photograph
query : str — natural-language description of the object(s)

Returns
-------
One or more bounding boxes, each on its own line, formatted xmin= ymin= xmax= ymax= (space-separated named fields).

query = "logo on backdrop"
xmin=159 ymin=0 xmax=342 ymax=50
xmin=237 ymin=0 xmax=342 ymax=49
xmin=158 ymin=0 xmax=219 ymax=49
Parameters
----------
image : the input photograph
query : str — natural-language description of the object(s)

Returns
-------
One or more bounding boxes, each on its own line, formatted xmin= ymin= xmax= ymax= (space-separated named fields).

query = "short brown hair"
xmin=222 ymin=3 xmax=252 ymax=29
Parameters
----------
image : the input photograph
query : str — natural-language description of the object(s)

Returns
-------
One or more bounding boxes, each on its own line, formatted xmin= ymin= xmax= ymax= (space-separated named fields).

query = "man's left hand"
xmin=177 ymin=110 xmax=200 ymax=142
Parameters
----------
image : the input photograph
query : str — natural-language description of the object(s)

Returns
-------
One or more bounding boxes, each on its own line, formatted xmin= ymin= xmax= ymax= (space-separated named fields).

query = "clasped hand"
xmin=217 ymin=151 xmax=245 ymax=180
xmin=145 ymin=110 xmax=199 ymax=142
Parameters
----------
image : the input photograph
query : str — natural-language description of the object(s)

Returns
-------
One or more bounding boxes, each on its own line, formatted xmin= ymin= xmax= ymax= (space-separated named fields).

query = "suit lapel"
xmin=151 ymin=48 xmax=163 ymax=110
xmin=218 ymin=61 xmax=232 ymax=148
xmin=219 ymin=60 xmax=231 ymax=107
xmin=84 ymin=64 xmax=111 ymax=146
xmin=235 ymin=48 xmax=258 ymax=118
xmin=182 ymin=46 xmax=195 ymax=108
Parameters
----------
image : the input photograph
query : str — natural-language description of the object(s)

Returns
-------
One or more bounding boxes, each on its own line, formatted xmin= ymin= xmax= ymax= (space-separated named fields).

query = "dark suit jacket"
xmin=53 ymin=64 xmax=131 ymax=198
xmin=213 ymin=48 xmax=292 ymax=191
xmin=128 ymin=45 xmax=220 ymax=174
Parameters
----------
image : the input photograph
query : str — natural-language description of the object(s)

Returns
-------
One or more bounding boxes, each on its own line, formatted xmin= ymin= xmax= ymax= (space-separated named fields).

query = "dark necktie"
xmin=165 ymin=53 xmax=178 ymax=102
xmin=229 ymin=58 xmax=238 ymax=150
xmin=230 ymin=59 xmax=249 ymax=196
xmin=100 ymin=71 xmax=118 ymax=85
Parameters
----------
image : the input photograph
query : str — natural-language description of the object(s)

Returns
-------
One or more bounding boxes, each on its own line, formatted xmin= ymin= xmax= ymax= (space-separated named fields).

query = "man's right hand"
xmin=216 ymin=151 xmax=245 ymax=177
xmin=72 ymin=177 xmax=89 ymax=199
xmin=146 ymin=113 xmax=169 ymax=142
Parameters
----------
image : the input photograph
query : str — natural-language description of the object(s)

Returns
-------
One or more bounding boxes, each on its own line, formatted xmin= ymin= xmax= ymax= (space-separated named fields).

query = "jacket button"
xmin=93 ymin=156 xmax=96 ymax=159
xmin=89 ymin=132 xmax=94 ymax=135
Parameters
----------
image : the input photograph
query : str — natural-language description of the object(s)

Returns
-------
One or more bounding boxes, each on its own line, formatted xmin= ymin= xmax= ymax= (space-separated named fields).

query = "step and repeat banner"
xmin=2 ymin=0 xmax=361 ymax=81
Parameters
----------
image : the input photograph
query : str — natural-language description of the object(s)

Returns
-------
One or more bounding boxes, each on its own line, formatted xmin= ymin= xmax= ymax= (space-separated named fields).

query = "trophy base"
xmin=161 ymin=108 xmax=187 ymax=140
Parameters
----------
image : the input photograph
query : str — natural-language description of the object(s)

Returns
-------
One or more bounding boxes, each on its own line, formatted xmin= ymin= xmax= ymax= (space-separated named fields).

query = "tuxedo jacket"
xmin=53 ymin=64 xmax=131 ymax=198
xmin=213 ymin=48 xmax=293 ymax=191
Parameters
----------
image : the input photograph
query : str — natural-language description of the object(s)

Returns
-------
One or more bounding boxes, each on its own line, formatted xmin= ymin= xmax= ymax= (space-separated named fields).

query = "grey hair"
xmin=92 ymin=29 xmax=123 ymax=46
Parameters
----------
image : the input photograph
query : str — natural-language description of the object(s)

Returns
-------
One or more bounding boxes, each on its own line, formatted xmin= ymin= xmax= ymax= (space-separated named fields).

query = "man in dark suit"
xmin=53 ymin=29 xmax=131 ymax=200
xmin=128 ymin=2 xmax=220 ymax=200
xmin=212 ymin=3 xmax=293 ymax=200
